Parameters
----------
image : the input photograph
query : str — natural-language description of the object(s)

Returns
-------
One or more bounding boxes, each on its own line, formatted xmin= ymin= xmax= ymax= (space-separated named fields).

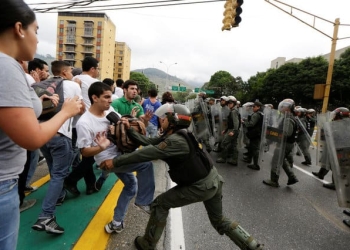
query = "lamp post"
xmin=160 ymin=61 xmax=177 ymax=92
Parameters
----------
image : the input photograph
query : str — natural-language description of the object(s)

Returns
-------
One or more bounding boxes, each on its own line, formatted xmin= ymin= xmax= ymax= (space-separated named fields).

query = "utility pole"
xmin=159 ymin=61 xmax=177 ymax=93
xmin=265 ymin=0 xmax=341 ymax=113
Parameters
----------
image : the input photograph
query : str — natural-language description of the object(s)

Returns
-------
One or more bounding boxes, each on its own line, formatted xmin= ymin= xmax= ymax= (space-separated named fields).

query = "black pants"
xmin=65 ymin=156 xmax=96 ymax=189
xmin=18 ymin=151 xmax=32 ymax=206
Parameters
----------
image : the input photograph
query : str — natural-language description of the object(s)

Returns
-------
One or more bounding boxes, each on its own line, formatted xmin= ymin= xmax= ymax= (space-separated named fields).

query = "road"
xmin=179 ymin=147 xmax=350 ymax=250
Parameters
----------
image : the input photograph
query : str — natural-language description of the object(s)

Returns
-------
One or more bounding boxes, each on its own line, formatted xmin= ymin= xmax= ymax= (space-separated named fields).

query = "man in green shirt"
xmin=111 ymin=80 xmax=150 ymax=124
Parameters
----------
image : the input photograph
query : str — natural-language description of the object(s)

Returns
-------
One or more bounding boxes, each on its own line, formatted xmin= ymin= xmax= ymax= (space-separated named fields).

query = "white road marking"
xmin=169 ymin=180 xmax=186 ymax=250
xmin=293 ymin=164 xmax=330 ymax=184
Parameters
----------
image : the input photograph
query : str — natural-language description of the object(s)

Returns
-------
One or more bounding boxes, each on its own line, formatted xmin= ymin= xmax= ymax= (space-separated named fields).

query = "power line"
xmin=32 ymin=0 xmax=225 ymax=13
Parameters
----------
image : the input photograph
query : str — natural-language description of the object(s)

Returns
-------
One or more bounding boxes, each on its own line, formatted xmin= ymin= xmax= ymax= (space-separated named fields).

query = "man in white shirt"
xmin=32 ymin=60 xmax=84 ymax=234
xmin=114 ymin=78 xmax=124 ymax=98
xmin=75 ymin=81 xmax=154 ymax=234
xmin=64 ymin=57 xmax=101 ymax=195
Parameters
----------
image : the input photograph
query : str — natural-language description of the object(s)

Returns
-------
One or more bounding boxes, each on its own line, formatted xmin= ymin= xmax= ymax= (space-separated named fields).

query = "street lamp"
xmin=160 ymin=61 xmax=177 ymax=92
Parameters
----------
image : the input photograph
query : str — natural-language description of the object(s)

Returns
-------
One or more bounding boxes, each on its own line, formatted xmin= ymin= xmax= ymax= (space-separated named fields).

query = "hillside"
xmin=132 ymin=68 xmax=200 ymax=91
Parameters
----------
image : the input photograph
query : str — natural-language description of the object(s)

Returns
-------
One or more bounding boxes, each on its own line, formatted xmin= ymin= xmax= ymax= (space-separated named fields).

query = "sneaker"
xmin=64 ymin=179 xmax=80 ymax=196
xmin=105 ymin=221 xmax=124 ymax=234
xmin=24 ymin=186 xmax=38 ymax=193
xmin=134 ymin=203 xmax=151 ymax=215
xmin=20 ymin=199 xmax=36 ymax=212
xmin=32 ymin=216 xmax=64 ymax=234
xmin=95 ymin=176 xmax=107 ymax=191
xmin=56 ymin=190 xmax=67 ymax=206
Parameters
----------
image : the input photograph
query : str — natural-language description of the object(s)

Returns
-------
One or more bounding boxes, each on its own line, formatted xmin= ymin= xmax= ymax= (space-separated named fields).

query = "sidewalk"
xmin=18 ymin=160 xmax=168 ymax=250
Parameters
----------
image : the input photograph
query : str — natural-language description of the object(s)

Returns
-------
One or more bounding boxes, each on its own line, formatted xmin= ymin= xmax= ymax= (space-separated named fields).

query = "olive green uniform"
xmin=244 ymin=111 xmax=263 ymax=167
xmin=111 ymin=128 xmax=262 ymax=250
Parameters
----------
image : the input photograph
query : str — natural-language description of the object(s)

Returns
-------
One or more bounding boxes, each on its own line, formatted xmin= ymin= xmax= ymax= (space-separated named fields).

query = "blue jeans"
xmin=146 ymin=123 xmax=158 ymax=138
xmin=26 ymin=149 xmax=39 ymax=186
xmin=113 ymin=162 xmax=155 ymax=222
xmin=40 ymin=135 xmax=73 ymax=218
xmin=0 ymin=179 xmax=19 ymax=250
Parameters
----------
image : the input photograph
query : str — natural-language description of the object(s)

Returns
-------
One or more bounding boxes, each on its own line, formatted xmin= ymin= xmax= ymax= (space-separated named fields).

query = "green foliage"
xmin=130 ymin=71 xmax=152 ymax=96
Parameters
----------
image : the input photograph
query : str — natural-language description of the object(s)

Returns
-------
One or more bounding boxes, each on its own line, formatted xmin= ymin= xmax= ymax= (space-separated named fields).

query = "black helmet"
xmin=331 ymin=107 xmax=350 ymax=120
xmin=278 ymin=99 xmax=295 ymax=113
xmin=155 ymin=103 xmax=192 ymax=129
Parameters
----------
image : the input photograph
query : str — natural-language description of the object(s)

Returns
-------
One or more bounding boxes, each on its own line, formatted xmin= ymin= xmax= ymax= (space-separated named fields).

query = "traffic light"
xmin=222 ymin=0 xmax=233 ymax=31
xmin=232 ymin=0 xmax=243 ymax=28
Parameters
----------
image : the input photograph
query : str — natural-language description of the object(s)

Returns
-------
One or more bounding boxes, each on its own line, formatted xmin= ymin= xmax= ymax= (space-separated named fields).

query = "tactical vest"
xmin=163 ymin=129 xmax=213 ymax=186
xmin=286 ymin=117 xmax=298 ymax=144
xmin=246 ymin=111 xmax=263 ymax=139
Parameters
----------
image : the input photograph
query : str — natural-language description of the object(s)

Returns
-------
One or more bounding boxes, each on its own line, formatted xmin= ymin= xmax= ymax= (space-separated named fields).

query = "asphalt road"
xmin=181 ymin=147 xmax=350 ymax=250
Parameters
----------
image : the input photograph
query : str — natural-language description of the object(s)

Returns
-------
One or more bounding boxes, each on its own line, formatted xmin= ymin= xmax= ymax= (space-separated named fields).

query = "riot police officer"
xmin=216 ymin=96 xmax=240 ymax=165
xmin=295 ymin=107 xmax=312 ymax=165
xmin=242 ymin=101 xmax=264 ymax=170
xmin=312 ymin=107 xmax=350 ymax=189
xmin=263 ymin=99 xmax=299 ymax=187
xmin=99 ymin=103 xmax=264 ymax=250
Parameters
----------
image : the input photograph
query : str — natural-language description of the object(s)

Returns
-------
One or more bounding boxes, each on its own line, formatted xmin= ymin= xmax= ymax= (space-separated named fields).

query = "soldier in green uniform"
xmin=263 ymin=99 xmax=299 ymax=187
xmin=99 ymin=103 xmax=263 ymax=250
xmin=242 ymin=101 xmax=264 ymax=170
xmin=216 ymin=96 xmax=240 ymax=165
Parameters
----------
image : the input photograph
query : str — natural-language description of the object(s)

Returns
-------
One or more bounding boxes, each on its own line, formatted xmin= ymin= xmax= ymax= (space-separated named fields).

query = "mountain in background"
xmin=132 ymin=68 xmax=203 ymax=91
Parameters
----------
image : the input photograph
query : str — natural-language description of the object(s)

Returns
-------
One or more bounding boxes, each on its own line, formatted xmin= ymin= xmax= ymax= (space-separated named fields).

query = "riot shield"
xmin=239 ymin=103 xmax=255 ymax=149
xmin=324 ymin=119 xmax=350 ymax=208
xmin=316 ymin=112 xmax=331 ymax=169
xmin=295 ymin=116 xmax=314 ymax=149
xmin=211 ymin=103 xmax=223 ymax=144
xmin=259 ymin=107 xmax=288 ymax=175
xmin=190 ymin=99 xmax=215 ymax=147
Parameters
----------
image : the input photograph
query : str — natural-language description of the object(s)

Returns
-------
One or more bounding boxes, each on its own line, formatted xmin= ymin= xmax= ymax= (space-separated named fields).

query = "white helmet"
xmin=227 ymin=95 xmax=237 ymax=102
xmin=220 ymin=96 xmax=228 ymax=101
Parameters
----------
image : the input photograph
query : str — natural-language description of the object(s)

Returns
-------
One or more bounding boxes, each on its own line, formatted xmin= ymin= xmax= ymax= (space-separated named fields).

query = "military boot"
xmin=282 ymin=163 xmax=299 ymax=185
xmin=323 ymin=175 xmax=335 ymax=190
xmin=312 ymin=168 xmax=329 ymax=180
xmin=301 ymin=156 xmax=312 ymax=166
xmin=263 ymin=172 xmax=280 ymax=187
xmin=227 ymin=158 xmax=237 ymax=166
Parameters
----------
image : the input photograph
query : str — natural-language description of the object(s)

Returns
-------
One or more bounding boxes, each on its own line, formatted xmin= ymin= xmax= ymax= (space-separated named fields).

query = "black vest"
xmin=163 ymin=129 xmax=213 ymax=186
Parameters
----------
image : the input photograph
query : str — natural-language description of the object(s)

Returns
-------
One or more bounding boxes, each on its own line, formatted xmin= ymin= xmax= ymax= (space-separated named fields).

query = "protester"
xmin=0 ymin=0 xmax=81 ymax=248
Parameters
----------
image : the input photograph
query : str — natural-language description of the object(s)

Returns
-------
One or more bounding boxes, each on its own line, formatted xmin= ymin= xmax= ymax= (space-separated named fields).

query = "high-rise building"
xmin=114 ymin=42 xmax=131 ymax=81
xmin=56 ymin=12 xmax=131 ymax=80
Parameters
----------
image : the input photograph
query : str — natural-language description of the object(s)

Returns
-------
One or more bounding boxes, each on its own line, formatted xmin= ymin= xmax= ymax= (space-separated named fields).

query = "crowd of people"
xmin=0 ymin=1 xmax=349 ymax=250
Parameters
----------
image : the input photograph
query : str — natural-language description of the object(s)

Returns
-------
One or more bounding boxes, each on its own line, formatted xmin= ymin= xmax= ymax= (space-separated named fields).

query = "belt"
xmin=54 ymin=132 xmax=64 ymax=137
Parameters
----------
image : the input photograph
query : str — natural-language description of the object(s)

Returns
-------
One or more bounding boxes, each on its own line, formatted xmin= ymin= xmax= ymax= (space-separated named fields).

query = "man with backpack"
xmin=99 ymin=103 xmax=264 ymax=250
xmin=32 ymin=60 xmax=84 ymax=234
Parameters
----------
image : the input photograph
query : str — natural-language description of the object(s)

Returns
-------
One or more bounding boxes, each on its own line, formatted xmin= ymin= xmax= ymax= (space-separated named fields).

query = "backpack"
xmin=32 ymin=77 xmax=65 ymax=120
xmin=114 ymin=115 xmax=147 ymax=153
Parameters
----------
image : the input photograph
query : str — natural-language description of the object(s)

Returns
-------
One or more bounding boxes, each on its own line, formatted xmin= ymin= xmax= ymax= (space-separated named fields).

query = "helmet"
xmin=227 ymin=95 xmax=237 ymax=103
xmin=295 ymin=107 xmax=307 ymax=117
xmin=237 ymin=100 xmax=241 ymax=105
xmin=330 ymin=107 xmax=350 ymax=121
xmin=278 ymin=99 xmax=295 ymax=113
xmin=243 ymin=102 xmax=254 ymax=107
xmin=198 ymin=92 xmax=206 ymax=99
xmin=220 ymin=96 xmax=228 ymax=101
xmin=154 ymin=103 xmax=192 ymax=128
xmin=307 ymin=108 xmax=315 ymax=114
xmin=265 ymin=104 xmax=274 ymax=109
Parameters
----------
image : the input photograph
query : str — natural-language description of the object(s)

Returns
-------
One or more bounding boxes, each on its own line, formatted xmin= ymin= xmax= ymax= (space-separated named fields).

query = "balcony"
xmin=81 ymin=51 xmax=94 ymax=55
xmin=64 ymin=40 xmax=76 ymax=45
xmin=63 ymin=50 xmax=76 ymax=54
xmin=81 ymin=33 xmax=95 ymax=38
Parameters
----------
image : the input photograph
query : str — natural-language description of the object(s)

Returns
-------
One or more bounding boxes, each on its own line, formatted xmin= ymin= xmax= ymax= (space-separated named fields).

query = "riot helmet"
xmin=278 ymin=99 xmax=295 ymax=113
xmin=295 ymin=107 xmax=307 ymax=117
xmin=330 ymin=107 xmax=350 ymax=121
xmin=307 ymin=108 xmax=315 ymax=114
xmin=220 ymin=96 xmax=228 ymax=101
xmin=227 ymin=95 xmax=237 ymax=103
xmin=155 ymin=103 xmax=192 ymax=129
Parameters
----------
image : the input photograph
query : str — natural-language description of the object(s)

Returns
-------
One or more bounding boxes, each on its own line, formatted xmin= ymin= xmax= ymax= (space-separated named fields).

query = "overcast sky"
xmin=25 ymin=0 xmax=350 ymax=84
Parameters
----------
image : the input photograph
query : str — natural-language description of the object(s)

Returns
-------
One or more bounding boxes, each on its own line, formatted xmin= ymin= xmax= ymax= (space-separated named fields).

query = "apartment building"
xmin=270 ymin=45 xmax=350 ymax=69
xmin=114 ymin=42 xmax=131 ymax=81
xmin=56 ymin=12 xmax=130 ymax=81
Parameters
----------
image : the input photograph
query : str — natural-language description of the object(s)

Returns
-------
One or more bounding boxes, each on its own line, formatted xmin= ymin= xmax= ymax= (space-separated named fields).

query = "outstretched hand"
xmin=100 ymin=159 xmax=114 ymax=170
xmin=94 ymin=131 xmax=111 ymax=150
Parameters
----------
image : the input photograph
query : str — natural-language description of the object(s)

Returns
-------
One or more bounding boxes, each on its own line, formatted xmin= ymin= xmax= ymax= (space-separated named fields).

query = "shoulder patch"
xmin=157 ymin=141 xmax=168 ymax=150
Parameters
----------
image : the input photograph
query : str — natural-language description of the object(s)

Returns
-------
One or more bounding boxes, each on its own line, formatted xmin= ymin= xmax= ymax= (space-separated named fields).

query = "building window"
xmin=118 ymin=62 xmax=122 ymax=66
xmin=97 ymin=38 xmax=101 ymax=42
xmin=59 ymin=36 xmax=63 ymax=41
xmin=84 ymin=38 xmax=93 ymax=44
xmin=98 ymin=21 xmax=102 ymax=26
xmin=119 ymin=57 xmax=123 ymax=61
xmin=59 ymin=28 xmax=63 ymax=33
xmin=118 ymin=68 xmax=122 ymax=72
xmin=59 ymin=44 xmax=63 ymax=49
xmin=96 ymin=46 xmax=101 ymax=50
xmin=60 ymin=20 xmax=64 ymax=25
xmin=97 ymin=29 xmax=101 ymax=34
xmin=119 ymin=51 xmax=123 ymax=55
xmin=66 ymin=45 xmax=75 ymax=51
xmin=84 ymin=22 xmax=94 ymax=36
xmin=96 ymin=53 xmax=100 ymax=59
xmin=59 ymin=52 xmax=63 ymax=56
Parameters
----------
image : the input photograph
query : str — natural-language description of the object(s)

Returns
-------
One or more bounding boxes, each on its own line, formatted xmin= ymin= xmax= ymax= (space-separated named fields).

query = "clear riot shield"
xmin=295 ymin=116 xmax=315 ymax=149
xmin=259 ymin=108 xmax=288 ymax=175
xmin=316 ymin=112 xmax=331 ymax=169
xmin=239 ymin=103 xmax=254 ymax=149
xmin=211 ymin=103 xmax=223 ymax=144
xmin=324 ymin=119 xmax=350 ymax=208
xmin=190 ymin=99 xmax=214 ymax=147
